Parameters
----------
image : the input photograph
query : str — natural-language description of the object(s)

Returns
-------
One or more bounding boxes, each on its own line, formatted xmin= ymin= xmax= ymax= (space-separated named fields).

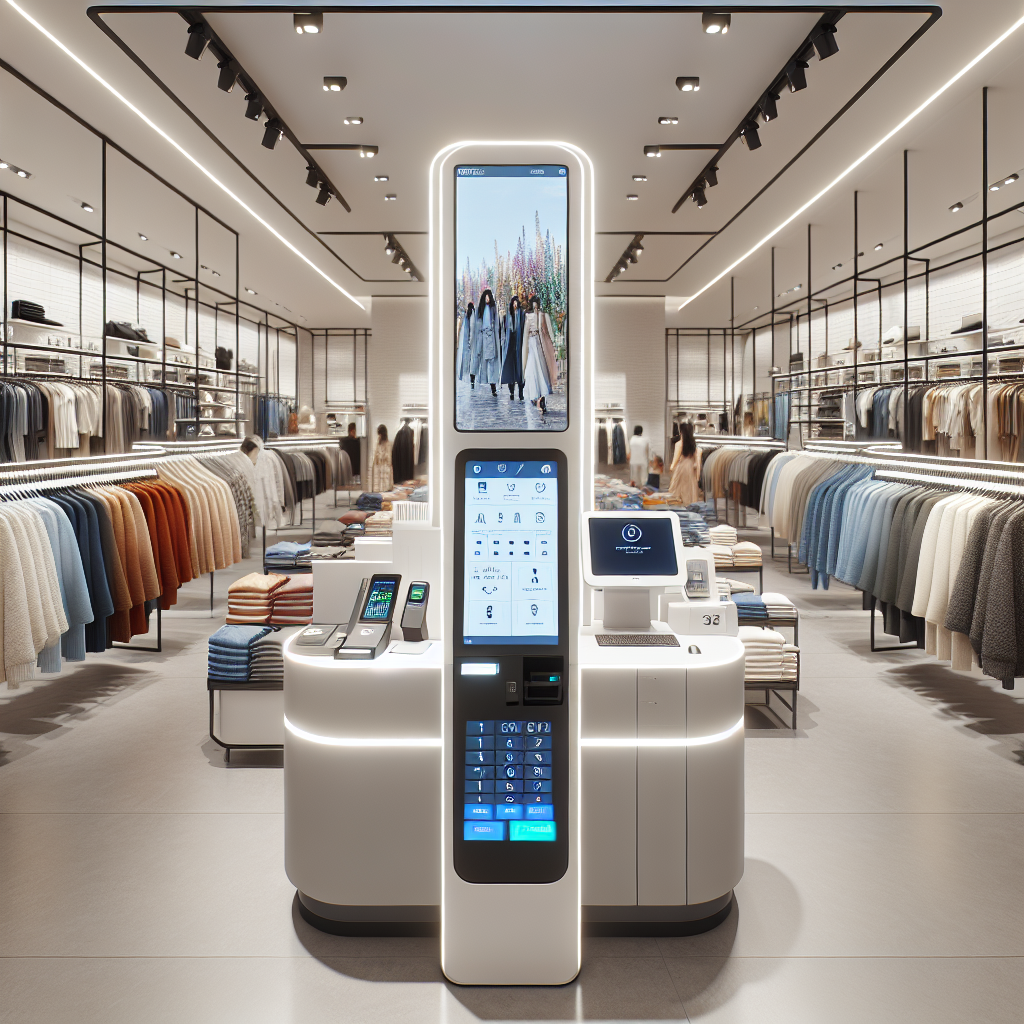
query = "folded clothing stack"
xmin=364 ymin=511 xmax=393 ymax=536
xmin=733 ymin=593 xmax=769 ymax=621
xmin=686 ymin=500 xmax=718 ymax=523
xmin=265 ymin=541 xmax=312 ymax=569
xmin=356 ymin=492 xmax=383 ymax=511
xmin=227 ymin=572 xmax=288 ymax=624
xmin=731 ymin=541 xmax=763 ymax=567
xmin=270 ymin=575 xmax=314 ymax=625
xmin=309 ymin=520 xmax=346 ymax=560
xmin=738 ymin=626 xmax=800 ymax=682
xmin=710 ymin=544 xmax=734 ymax=568
xmin=761 ymin=592 xmax=796 ymax=620
xmin=671 ymin=509 xmax=711 ymax=546
xmin=410 ymin=485 xmax=428 ymax=503
xmin=208 ymin=623 xmax=274 ymax=680
xmin=248 ymin=631 xmax=286 ymax=683
xmin=709 ymin=523 xmax=738 ymax=546
xmin=718 ymin=577 xmax=756 ymax=597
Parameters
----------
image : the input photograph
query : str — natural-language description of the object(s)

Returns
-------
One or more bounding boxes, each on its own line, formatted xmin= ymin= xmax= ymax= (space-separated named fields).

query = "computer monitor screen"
xmin=360 ymin=577 xmax=399 ymax=621
xmin=588 ymin=517 xmax=678 ymax=577
xmin=454 ymin=164 xmax=568 ymax=432
xmin=463 ymin=459 xmax=558 ymax=645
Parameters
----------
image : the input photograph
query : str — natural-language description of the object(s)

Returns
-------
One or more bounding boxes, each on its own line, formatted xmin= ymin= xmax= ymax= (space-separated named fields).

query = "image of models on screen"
xmin=589 ymin=517 xmax=678 ymax=577
xmin=463 ymin=460 xmax=558 ymax=646
xmin=455 ymin=165 xmax=568 ymax=432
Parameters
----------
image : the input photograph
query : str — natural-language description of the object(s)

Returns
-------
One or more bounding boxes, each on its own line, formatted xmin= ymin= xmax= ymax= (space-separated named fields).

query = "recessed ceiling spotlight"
xmin=874 ymin=242 xmax=883 ymax=251
xmin=322 ymin=76 xmax=347 ymax=92
xmin=171 ymin=251 xmax=182 ymax=259
xmin=1004 ymin=173 xmax=1019 ymax=185
xmin=344 ymin=116 xmax=363 ymax=125
xmin=702 ymin=12 xmax=730 ymax=34
xmin=374 ymin=175 xmax=389 ymax=182
xmin=989 ymin=182 xmax=1001 ymax=191
xmin=80 ymin=202 xmax=94 ymax=213
xmin=949 ymin=201 xmax=964 ymax=212
xmin=245 ymin=287 xmax=257 ymax=295
xmin=644 ymin=146 xmax=661 ymax=158
xmin=16 ymin=170 xmax=27 ymax=177
xmin=262 ymin=118 xmax=283 ymax=150
xmin=753 ymin=306 xmax=759 ymax=311
xmin=138 ymin=232 xmax=148 ymax=241
xmin=294 ymin=13 xmax=323 ymax=35
xmin=658 ymin=116 xmax=678 ymax=126
xmin=184 ymin=23 xmax=209 ymax=60
xmin=626 ymin=194 xmax=639 ymax=201
xmin=384 ymin=194 xmax=397 ymax=201
xmin=316 ymin=183 xmax=332 ymax=206
xmin=632 ymin=175 xmax=647 ymax=182
xmin=793 ymin=284 xmax=801 ymax=291
xmin=676 ymin=76 xmax=700 ymax=92
xmin=359 ymin=146 xmax=377 ymax=158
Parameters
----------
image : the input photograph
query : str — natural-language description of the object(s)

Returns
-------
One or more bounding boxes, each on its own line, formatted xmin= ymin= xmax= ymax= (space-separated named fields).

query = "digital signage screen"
xmin=454 ymin=165 xmax=568 ymax=432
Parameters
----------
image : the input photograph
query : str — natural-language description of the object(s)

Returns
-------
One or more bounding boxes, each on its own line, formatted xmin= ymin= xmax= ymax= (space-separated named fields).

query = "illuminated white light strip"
xmin=4 ymin=0 xmax=365 ymax=311
xmin=460 ymin=662 xmax=499 ymax=675
xmin=284 ymin=716 xmax=441 ymax=747
xmin=679 ymin=13 xmax=1024 ymax=311
xmin=582 ymin=716 xmax=744 ymax=747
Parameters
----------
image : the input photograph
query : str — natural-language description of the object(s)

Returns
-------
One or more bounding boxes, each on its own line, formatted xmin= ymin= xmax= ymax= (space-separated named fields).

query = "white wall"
xmin=369 ymin=296 xmax=428 ymax=443
xmin=595 ymin=296 xmax=666 ymax=462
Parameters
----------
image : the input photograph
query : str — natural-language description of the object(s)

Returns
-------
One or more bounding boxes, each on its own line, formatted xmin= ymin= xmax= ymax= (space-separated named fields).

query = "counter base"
xmin=296 ymin=892 xmax=440 ymax=937
xmin=583 ymin=893 xmax=733 ymax=936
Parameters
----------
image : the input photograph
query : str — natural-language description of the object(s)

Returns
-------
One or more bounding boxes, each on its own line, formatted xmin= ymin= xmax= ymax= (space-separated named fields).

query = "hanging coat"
xmin=471 ymin=304 xmax=501 ymax=384
xmin=500 ymin=307 xmax=525 ymax=387
xmin=457 ymin=312 xmax=475 ymax=382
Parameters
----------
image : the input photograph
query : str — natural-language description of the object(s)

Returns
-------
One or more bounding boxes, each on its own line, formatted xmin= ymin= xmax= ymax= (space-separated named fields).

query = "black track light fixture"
xmin=384 ymin=236 xmax=396 ymax=257
xmin=294 ymin=12 xmax=323 ymax=35
xmin=740 ymin=120 xmax=762 ymax=151
xmin=305 ymin=165 xmax=319 ymax=188
xmin=692 ymin=186 xmax=708 ymax=208
xmin=702 ymin=12 xmax=730 ymax=34
xmin=811 ymin=23 xmax=840 ymax=59
xmin=244 ymin=92 xmax=262 ymax=121
xmin=785 ymin=58 xmax=809 ymax=92
xmin=315 ymin=183 xmax=332 ymax=206
xmin=605 ymin=234 xmax=645 ymax=282
xmin=632 ymin=241 xmax=644 ymax=258
xmin=759 ymin=90 xmax=780 ymax=122
xmin=185 ymin=23 xmax=209 ymax=60
xmin=704 ymin=165 xmax=719 ymax=188
xmin=217 ymin=60 xmax=237 ymax=93
xmin=262 ymin=118 xmax=283 ymax=150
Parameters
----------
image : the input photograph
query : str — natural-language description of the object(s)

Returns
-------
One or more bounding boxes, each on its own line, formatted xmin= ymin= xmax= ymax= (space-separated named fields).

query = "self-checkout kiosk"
xmin=282 ymin=141 xmax=744 ymax=986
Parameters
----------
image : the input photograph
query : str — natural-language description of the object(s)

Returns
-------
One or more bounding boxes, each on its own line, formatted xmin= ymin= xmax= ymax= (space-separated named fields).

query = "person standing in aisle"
xmin=457 ymin=300 xmax=475 ymax=386
xmin=500 ymin=295 xmax=525 ymax=401
xmin=523 ymin=294 xmax=556 ymax=417
xmin=341 ymin=422 xmax=361 ymax=482
xmin=628 ymin=425 xmax=650 ymax=488
xmin=369 ymin=423 xmax=393 ymax=493
xmin=471 ymin=290 xmax=501 ymax=396
xmin=668 ymin=420 xmax=702 ymax=506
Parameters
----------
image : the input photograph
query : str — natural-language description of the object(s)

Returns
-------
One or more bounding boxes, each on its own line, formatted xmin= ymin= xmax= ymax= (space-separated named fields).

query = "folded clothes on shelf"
xmin=709 ymin=524 xmax=738 ymax=546
xmin=738 ymin=626 xmax=799 ymax=682
xmin=710 ymin=544 xmax=733 ymax=568
xmin=208 ymin=623 xmax=275 ymax=680
xmin=264 ymin=541 xmax=312 ymax=568
xmin=226 ymin=572 xmax=288 ymax=624
xmin=731 ymin=540 xmax=763 ymax=567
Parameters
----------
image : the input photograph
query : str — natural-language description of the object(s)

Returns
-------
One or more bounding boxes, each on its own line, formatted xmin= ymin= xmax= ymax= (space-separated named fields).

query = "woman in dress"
xmin=369 ymin=423 xmax=393 ymax=493
xmin=522 ymin=295 xmax=557 ymax=416
xmin=668 ymin=420 xmax=702 ymax=505
xmin=470 ymin=290 xmax=501 ymax=395
xmin=456 ymin=301 xmax=475 ymax=384
xmin=500 ymin=295 xmax=525 ymax=401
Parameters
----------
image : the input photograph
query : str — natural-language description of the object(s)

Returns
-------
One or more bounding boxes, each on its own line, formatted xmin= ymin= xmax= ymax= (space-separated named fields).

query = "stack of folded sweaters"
xmin=227 ymin=573 xmax=288 ymax=624
xmin=248 ymin=631 xmax=285 ymax=683
xmin=309 ymin=520 xmax=347 ymax=560
xmin=364 ymin=511 xmax=393 ymax=536
xmin=710 ymin=544 xmax=734 ymax=569
xmin=265 ymin=541 xmax=312 ymax=569
xmin=731 ymin=541 xmax=763 ymax=567
xmin=270 ymin=576 xmax=314 ymax=625
xmin=738 ymin=626 xmax=799 ymax=682
xmin=718 ymin=577 xmax=756 ymax=597
xmin=709 ymin=524 xmax=738 ymax=546
xmin=208 ymin=623 xmax=274 ymax=680
xmin=761 ymin=592 xmax=796 ymax=621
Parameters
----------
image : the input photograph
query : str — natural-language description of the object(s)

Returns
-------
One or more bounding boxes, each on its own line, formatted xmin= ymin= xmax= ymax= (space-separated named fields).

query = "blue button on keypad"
xmin=464 ymin=820 xmax=506 ymax=841
xmin=464 ymin=803 xmax=493 ymax=820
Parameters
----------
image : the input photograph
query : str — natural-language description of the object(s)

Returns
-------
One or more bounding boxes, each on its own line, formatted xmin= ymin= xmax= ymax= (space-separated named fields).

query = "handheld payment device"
xmin=400 ymin=582 xmax=431 ymax=642
xmin=336 ymin=573 xmax=402 ymax=659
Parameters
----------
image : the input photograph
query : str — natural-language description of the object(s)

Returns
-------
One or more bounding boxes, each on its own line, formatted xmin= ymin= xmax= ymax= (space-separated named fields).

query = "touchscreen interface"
xmin=408 ymin=584 xmax=427 ymax=603
xmin=361 ymin=578 xmax=398 ymax=621
xmin=463 ymin=718 xmax=555 ymax=842
xmin=589 ymin=517 xmax=678 ymax=577
xmin=463 ymin=460 xmax=557 ymax=646
xmin=454 ymin=164 xmax=568 ymax=432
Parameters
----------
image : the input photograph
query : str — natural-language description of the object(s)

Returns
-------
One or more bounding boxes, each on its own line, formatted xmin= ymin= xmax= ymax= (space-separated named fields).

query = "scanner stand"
xmin=601 ymin=588 xmax=656 ymax=631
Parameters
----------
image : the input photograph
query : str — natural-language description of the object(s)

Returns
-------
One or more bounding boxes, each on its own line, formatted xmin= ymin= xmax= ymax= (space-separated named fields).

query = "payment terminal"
xmin=336 ymin=573 xmax=402 ymax=659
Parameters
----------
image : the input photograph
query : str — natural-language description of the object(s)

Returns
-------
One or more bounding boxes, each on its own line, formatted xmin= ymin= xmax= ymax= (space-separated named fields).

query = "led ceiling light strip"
xmin=284 ymin=716 xmax=442 ymax=747
xmin=4 ymin=0 xmax=365 ymax=311
xmin=679 ymin=13 xmax=1024 ymax=312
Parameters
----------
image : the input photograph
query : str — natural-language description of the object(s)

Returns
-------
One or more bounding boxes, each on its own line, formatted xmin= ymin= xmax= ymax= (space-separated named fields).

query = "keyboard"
xmin=595 ymin=633 xmax=680 ymax=647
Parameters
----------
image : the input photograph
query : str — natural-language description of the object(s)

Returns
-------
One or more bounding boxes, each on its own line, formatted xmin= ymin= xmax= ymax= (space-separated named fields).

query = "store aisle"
xmin=0 ymin=528 xmax=1020 ymax=1024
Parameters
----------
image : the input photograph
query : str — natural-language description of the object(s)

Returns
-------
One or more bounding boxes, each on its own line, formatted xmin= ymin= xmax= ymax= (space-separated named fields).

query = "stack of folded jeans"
xmin=732 ymin=593 xmax=769 ymax=622
xmin=356 ymin=492 xmax=383 ymax=511
xmin=208 ymin=623 xmax=274 ymax=681
xmin=248 ymin=631 xmax=285 ymax=683
xmin=265 ymin=541 xmax=312 ymax=569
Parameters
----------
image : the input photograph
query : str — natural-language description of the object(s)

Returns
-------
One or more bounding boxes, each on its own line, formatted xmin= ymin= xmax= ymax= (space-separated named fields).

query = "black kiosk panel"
xmin=453 ymin=450 xmax=568 ymax=884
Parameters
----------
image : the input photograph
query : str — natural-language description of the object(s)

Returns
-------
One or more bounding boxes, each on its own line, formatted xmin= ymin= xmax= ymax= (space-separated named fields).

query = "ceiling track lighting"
xmin=692 ymin=186 xmax=708 ymax=208
xmin=262 ymin=118 xmax=284 ymax=150
xmin=80 ymin=202 xmax=94 ymax=213
xmin=244 ymin=92 xmax=263 ymax=121
xmin=0 ymin=159 xmax=32 ymax=179
xmin=217 ymin=60 xmax=237 ymax=93
xmin=605 ymin=234 xmax=645 ymax=283
xmin=644 ymin=146 xmax=661 ymax=158
xmin=759 ymin=90 xmax=780 ymax=122
xmin=315 ymin=183 xmax=333 ymax=206
xmin=374 ymin=175 xmax=389 ymax=182
xmin=171 ymin=252 xmax=182 ymax=260
xmin=294 ymin=12 xmax=323 ymax=35
xmin=658 ymin=116 xmax=678 ymax=126
xmin=322 ymin=77 xmax=347 ymax=92
xmin=384 ymin=194 xmax=397 ymax=201
xmin=359 ymin=146 xmax=378 ymax=158
xmin=245 ymin=288 xmax=257 ymax=296
xmin=740 ymin=120 xmax=762 ymax=150
xmin=702 ymin=12 xmax=730 ymax=34
xmin=704 ymin=165 xmax=719 ymax=188
xmin=785 ymin=58 xmax=809 ymax=93
xmin=989 ymin=172 xmax=1019 ymax=191
xmin=305 ymin=165 xmax=319 ymax=188
xmin=676 ymin=76 xmax=700 ymax=92
xmin=382 ymin=233 xmax=420 ymax=281
xmin=138 ymin=233 xmax=148 ymax=241
xmin=343 ymin=116 xmax=364 ymax=126
xmin=184 ymin=23 xmax=209 ymax=60
xmin=811 ymin=23 xmax=840 ymax=60
xmin=626 ymin=194 xmax=639 ymax=201
xmin=632 ymin=175 xmax=647 ymax=182
xmin=874 ymin=242 xmax=884 ymax=251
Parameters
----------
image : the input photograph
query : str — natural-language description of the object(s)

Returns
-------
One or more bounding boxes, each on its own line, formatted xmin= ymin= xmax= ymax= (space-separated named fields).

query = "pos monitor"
xmin=581 ymin=511 xmax=685 ymax=587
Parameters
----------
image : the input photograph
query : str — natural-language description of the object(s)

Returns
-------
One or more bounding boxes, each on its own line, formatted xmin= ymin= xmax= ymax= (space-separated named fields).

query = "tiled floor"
xmin=0 ymin=516 xmax=1021 ymax=1023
